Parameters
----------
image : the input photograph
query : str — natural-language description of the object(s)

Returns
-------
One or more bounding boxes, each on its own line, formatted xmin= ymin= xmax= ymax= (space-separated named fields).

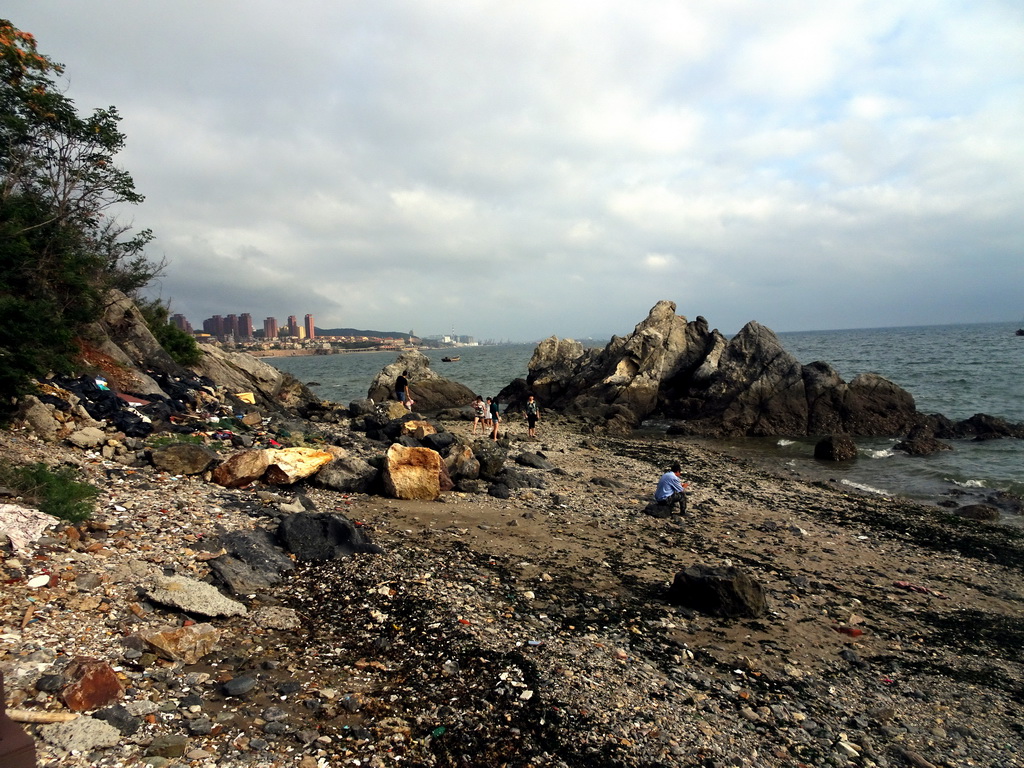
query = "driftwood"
xmin=6 ymin=709 xmax=79 ymax=723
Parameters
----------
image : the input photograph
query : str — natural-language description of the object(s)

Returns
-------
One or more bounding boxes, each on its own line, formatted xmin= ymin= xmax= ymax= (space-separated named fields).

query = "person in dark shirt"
xmin=489 ymin=396 xmax=501 ymax=441
xmin=395 ymin=371 xmax=413 ymax=410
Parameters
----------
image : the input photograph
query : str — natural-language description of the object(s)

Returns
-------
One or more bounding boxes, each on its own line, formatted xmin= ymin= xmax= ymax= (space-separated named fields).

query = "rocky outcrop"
xmin=367 ymin=352 xmax=475 ymax=411
xmin=513 ymin=301 xmax=923 ymax=438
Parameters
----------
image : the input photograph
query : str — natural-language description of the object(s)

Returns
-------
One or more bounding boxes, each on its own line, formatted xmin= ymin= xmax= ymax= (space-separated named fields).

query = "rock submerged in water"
xmin=814 ymin=435 xmax=858 ymax=462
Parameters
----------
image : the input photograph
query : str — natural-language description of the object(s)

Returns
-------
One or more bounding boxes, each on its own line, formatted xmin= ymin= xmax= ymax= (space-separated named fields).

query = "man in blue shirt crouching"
xmin=654 ymin=461 xmax=688 ymax=516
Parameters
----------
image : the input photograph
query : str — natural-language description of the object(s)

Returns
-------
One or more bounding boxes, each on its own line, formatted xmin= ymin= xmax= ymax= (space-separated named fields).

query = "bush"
xmin=137 ymin=298 xmax=202 ymax=367
xmin=0 ymin=461 xmax=98 ymax=523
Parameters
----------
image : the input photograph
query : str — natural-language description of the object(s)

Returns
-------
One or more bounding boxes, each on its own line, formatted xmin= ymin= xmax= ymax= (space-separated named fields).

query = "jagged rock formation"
xmin=366 ymin=351 xmax=475 ymax=411
xmin=510 ymin=300 xmax=924 ymax=437
xmin=17 ymin=290 xmax=318 ymax=443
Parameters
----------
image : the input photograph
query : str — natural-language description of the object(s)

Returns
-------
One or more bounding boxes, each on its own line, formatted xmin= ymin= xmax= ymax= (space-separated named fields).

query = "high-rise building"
xmin=203 ymin=315 xmax=226 ymax=338
xmin=304 ymin=314 xmax=315 ymax=340
xmin=171 ymin=314 xmax=192 ymax=333
xmin=239 ymin=313 xmax=253 ymax=339
xmin=264 ymin=317 xmax=278 ymax=340
xmin=287 ymin=315 xmax=299 ymax=337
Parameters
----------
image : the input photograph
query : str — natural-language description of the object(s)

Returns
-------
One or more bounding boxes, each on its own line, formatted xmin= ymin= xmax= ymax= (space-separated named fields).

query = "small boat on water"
xmin=1016 ymin=328 xmax=1024 ymax=336
xmin=441 ymin=355 xmax=461 ymax=362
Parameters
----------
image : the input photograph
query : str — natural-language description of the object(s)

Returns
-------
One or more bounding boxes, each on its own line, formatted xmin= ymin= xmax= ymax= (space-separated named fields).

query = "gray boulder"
xmin=145 ymin=575 xmax=247 ymax=617
xmin=150 ymin=443 xmax=219 ymax=475
xmin=313 ymin=455 xmax=378 ymax=493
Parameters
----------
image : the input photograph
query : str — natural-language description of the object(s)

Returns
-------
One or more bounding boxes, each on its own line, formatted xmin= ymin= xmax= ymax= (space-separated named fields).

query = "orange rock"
xmin=61 ymin=657 xmax=124 ymax=711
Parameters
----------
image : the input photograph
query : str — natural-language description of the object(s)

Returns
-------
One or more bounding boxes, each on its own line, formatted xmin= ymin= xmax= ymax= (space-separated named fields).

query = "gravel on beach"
xmin=2 ymin=414 xmax=1023 ymax=768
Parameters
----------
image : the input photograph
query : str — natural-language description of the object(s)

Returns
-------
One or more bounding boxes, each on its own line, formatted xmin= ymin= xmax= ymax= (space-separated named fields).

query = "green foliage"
xmin=0 ymin=20 xmax=165 ymax=408
xmin=137 ymin=297 xmax=203 ymax=367
xmin=147 ymin=433 xmax=207 ymax=449
xmin=0 ymin=461 xmax=98 ymax=522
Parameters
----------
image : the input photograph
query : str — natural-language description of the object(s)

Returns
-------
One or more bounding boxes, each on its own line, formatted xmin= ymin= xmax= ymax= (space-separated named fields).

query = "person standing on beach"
xmin=471 ymin=395 xmax=486 ymax=434
xmin=525 ymin=394 xmax=541 ymax=439
xmin=395 ymin=371 xmax=413 ymax=410
xmin=654 ymin=462 xmax=688 ymax=515
xmin=489 ymin=396 xmax=501 ymax=441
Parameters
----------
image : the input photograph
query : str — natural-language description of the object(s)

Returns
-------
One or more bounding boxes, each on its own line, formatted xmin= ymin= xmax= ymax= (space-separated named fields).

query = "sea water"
xmin=267 ymin=323 xmax=1023 ymax=519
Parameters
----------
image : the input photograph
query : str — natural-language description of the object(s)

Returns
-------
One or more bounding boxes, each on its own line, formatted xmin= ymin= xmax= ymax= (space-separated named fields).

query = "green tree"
xmin=136 ymin=297 xmax=202 ymax=367
xmin=0 ymin=20 xmax=163 ymax=408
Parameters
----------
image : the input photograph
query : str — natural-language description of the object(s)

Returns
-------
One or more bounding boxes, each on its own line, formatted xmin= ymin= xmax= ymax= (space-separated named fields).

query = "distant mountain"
xmin=315 ymin=327 xmax=412 ymax=338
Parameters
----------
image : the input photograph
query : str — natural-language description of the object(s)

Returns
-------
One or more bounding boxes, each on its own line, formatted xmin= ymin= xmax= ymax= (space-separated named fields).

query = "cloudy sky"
xmin=7 ymin=1 xmax=1023 ymax=341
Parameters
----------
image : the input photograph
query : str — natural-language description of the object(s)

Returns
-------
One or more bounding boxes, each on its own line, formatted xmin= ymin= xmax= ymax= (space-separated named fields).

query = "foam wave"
xmin=861 ymin=448 xmax=894 ymax=459
xmin=951 ymin=478 xmax=986 ymax=489
xmin=840 ymin=478 xmax=892 ymax=497
xmin=777 ymin=439 xmax=796 ymax=447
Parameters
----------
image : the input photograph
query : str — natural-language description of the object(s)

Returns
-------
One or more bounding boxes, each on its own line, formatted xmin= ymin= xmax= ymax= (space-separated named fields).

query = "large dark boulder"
xmin=472 ymin=440 xmax=508 ymax=480
xmin=667 ymin=565 xmax=768 ymax=618
xmin=895 ymin=425 xmax=953 ymax=456
xmin=208 ymin=529 xmax=296 ymax=595
xmin=814 ymin=435 xmax=858 ymax=462
xmin=276 ymin=513 xmax=383 ymax=562
xmin=841 ymin=373 xmax=918 ymax=435
xmin=367 ymin=351 xmax=475 ymax=411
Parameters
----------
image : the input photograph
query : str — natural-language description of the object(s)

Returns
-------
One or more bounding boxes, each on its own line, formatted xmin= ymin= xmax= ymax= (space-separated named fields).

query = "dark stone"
xmin=814 ymin=435 xmax=858 ymax=462
xmin=643 ymin=501 xmax=672 ymax=519
xmin=276 ymin=512 xmax=384 ymax=562
xmin=209 ymin=529 xmax=295 ymax=595
xmin=348 ymin=399 xmax=376 ymax=417
xmin=667 ymin=565 xmax=768 ymax=618
xmin=488 ymin=483 xmax=512 ymax=499
xmin=35 ymin=673 xmax=67 ymax=692
xmin=895 ymin=424 xmax=953 ymax=456
xmin=591 ymin=476 xmax=626 ymax=488
xmin=222 ymin=675 xmax=259 ymax=697
xmin=94 ymin=704 xmax=142 ymax=735
xmin=314 ymin=455 xmax=378 ymax=493
xmin=187 ymin=718 xmax=215 ymax=736
xmin=457 ymin=478 xmax=488 ymax=494
xmin=146 ymin=734 xmax=189 ymax=758
xmin=955 ymin=504 xmax=1000 ymax=522
xmin=473 ymin=441 xmax=508 ymax=479
xmin=421 ymin=431 xmax=456 ymax=452
xmin=514 ymin=452 xmax=554 ymax=470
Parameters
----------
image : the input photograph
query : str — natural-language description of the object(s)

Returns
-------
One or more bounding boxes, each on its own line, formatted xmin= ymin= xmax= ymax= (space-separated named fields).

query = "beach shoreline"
xmin=2 ymin=413 xmax=1023 ymax=767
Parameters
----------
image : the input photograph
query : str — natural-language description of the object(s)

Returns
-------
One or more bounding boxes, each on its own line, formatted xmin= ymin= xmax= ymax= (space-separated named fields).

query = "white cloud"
xmin=4 ymin=0 xmax=1022 ymax=339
